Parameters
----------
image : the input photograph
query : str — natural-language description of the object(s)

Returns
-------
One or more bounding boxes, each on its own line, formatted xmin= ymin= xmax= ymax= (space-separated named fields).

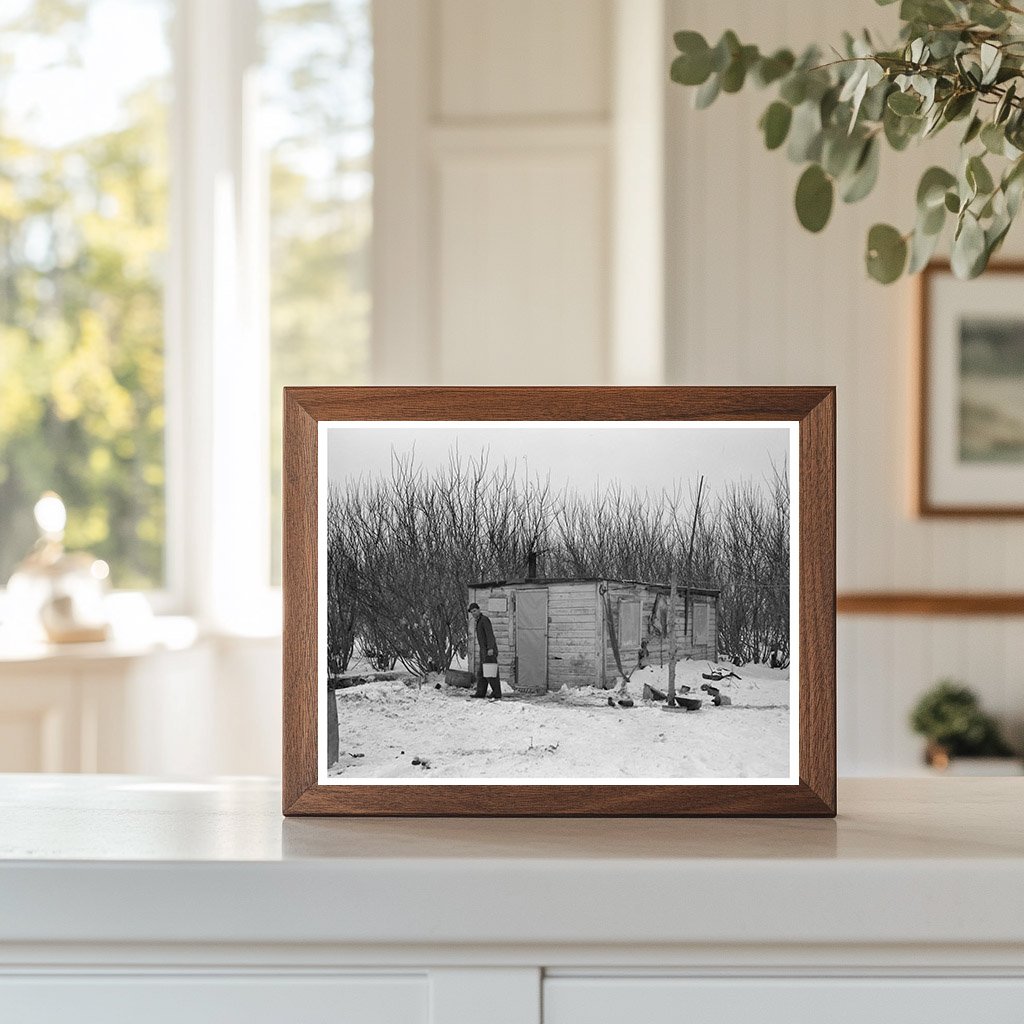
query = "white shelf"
xmin=1 ymin=776 xmax=1022 ymax=950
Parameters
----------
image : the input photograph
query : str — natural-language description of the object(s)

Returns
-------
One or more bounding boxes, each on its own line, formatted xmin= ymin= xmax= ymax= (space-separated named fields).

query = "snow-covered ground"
xmin=328 ymin=660 xmax=791 ymax=781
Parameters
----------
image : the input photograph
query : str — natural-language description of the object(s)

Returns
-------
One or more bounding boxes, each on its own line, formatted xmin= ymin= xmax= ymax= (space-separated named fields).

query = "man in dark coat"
xmin=468 ymin=602 xmax=501 ymax=699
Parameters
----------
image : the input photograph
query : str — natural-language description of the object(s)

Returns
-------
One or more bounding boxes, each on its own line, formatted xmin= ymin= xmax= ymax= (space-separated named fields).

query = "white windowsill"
xmin=0 ymin=615 xmax=202 ymax=666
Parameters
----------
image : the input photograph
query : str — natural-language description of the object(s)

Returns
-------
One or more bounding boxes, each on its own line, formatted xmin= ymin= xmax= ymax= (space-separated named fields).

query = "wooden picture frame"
xmin=917 ymin=261 xmax=1024 ymax=517
xmin=283 ymin=387 xmax=836 ymax=816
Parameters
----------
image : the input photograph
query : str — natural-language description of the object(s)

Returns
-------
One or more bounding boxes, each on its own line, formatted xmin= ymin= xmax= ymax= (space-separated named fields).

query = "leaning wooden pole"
xmin=683 ymin=475 xmax=705 ymax=638
xmin=666 ymin=565 xmax=678 ymax=705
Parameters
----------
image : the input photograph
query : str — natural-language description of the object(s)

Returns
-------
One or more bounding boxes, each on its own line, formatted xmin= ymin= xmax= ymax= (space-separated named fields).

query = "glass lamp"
xmin=5 ymin=493 xmax=111 ymax=644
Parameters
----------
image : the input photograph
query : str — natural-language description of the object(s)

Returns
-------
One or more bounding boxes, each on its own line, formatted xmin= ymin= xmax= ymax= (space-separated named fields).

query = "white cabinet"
xmin=1 ymin=975 xmax=428 ymax=1024
xmin=544 ymin=977 xmax=1024 ymax=1024
xmin=1 ymin=778 xmax=1023 ymax=1023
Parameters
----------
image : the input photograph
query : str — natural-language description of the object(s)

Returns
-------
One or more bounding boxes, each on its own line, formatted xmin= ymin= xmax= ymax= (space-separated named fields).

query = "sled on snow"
xmin=661 ymin=695 xmax=702 ymax=712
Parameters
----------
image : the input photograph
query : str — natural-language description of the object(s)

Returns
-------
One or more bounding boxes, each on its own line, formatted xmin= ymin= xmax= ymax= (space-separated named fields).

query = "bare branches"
xmin=327 ymin=450 xmax=791 ymax=674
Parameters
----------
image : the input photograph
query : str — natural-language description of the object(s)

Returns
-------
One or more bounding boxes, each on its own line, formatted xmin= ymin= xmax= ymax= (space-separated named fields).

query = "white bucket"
xmin=482 ymin=663 xmax=498 ymax=678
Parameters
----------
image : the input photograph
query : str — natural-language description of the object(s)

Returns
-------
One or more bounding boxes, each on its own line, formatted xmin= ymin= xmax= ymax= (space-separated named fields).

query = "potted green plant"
xmin=670 ymin=0 xmax=1024 ymax=283
xmin=909 ymin=679 xmax=1018 ymax=771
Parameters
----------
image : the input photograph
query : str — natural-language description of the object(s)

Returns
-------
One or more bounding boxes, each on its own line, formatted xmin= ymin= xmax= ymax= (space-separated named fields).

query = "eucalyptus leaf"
xmin=987 ymin=210 xmax=1014 ymax=258
xmin=981 ymin=122 xmax=1006 ymax=155
xmin=920 ymin=200 xmax=946 ymax=235
xmin=914 ymin=75 xmax=937 ymax=111
xmin=779 ymin=74 xmax=807 ymax=106
xmin=820 ymin=85 xmax=841 ymax=126
xmin=970 ymin=2 xmax=1009 ymax=29
xmin=795 ymin=164 xmax=834 ymax=232
xmin=671 ymin=52 xmax=711 ymax=87
xmin=694 ymin=73 xmax=721 ymax=109
xmin=908 ymin=222 xmax=942 ymax=273
xmin=967 ymin=154 xmax=995 ymax=195
xmin=922 ymin=102 xmax=946 ymax=137
xmin=996 ymin=83 xmax=1017 ymax=124
xmin=917 ymin=166 xmax=957 ymax=210
xmin=760 ymin=101 xmax=793 ymax=150
xmin=787 ymin=101 xmax=823 ymax=162
xmin=903 ymin=0 xmax=958 ymax=28
xmin=710 ymin=31 xmax=740 ymax=73
xmin=927 ymin=30 xmax=962 ymax=60
xmin=888 ymin=90 xmax=921 ymax=115
xmin=721 ymin=44 xmax=759 ymax=92
xmin=822 ymin=129 xmax=863 ymax=178
xmin=1006 ymin=172 xmax=1024 ymax=218
xmin=884 ymin=106 xmax=922 ymax=150
xmin=942 ymin=92 xmax=974 ymax=122
xmin=866 ymin=223 xmax=908 ymax=283
xmin=962 ymin=115 xmax=983 ymax=145
xmin=842 ymin=137 xmax=880 ymax=203
xmin=951 ymin=212 xmax=986 ymax=278
xmin=861 ymin=79 xmax=892 ymax=122
xmin=980 ymin=42 xmax=1003 ymax=86
xmin=754 ymin=49 xmax=795 ymax=87
xmin=1003 ymin=158 xmax=1024 ymax=212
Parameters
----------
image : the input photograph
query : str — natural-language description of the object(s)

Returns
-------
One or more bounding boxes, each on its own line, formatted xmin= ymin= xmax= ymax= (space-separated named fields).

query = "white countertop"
xmin=1 ymin=775 xmax=1022 ymax=951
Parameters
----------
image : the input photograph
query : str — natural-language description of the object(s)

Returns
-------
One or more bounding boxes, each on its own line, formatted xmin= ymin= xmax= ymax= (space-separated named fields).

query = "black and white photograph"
xmin=318 ymin=421 xmax=798 ymax=785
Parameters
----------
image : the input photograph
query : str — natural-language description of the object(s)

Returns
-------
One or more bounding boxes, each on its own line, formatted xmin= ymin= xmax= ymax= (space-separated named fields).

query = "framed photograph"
xmin=283 ymin=387 xmax=835 ymax=816
xmin=918 ymin=261 xmax=1024 ymax=516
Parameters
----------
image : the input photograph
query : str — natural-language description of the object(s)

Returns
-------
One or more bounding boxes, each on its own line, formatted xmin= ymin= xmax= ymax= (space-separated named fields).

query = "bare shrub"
xmin=328 ymin=450 xmax=790 ymax=673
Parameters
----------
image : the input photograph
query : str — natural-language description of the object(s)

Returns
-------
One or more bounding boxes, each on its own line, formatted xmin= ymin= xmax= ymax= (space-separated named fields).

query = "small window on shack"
xmin=619 ymin=599 xmax=641 ymax=650
xmin=693 ymin=601 xmax=709 ymax=643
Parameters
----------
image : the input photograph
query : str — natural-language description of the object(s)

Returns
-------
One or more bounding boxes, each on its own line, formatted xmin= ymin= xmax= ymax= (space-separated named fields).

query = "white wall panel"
xmin=375 ymin=0 xmax=623 ymax=386
xmin=438 ymin=0 xmax=610 ymax=120
xmin=666 ymin=0 xmax=1024 ymax=774
xmin=437 ymin=151 xmax=608 ymax=384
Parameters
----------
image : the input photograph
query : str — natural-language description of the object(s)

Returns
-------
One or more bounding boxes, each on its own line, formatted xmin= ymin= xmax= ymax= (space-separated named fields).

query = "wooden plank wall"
xmin=471 ymin=582 xmax=603 ymax=690
xmin=546 ymin=583 xmax=601 ymax=690
xmin=601 ymin=584 xmax=717 ymax=678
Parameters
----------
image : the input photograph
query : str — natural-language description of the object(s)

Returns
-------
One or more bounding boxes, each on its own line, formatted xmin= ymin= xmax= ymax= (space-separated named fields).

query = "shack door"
xmin=515 ymin=589 xmax=548 ymax=692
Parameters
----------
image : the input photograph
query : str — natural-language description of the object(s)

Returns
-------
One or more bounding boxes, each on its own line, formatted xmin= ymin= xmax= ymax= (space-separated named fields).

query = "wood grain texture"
xmin=798 ymin=388 xmax=837 ymax=813
xmin=916 ymin=260 xmax=1024 ymax=518
xmin=838 ymin=592 xmax=1024 ymax=616
xmin=282 ymin=387 xmax=836 ymax=817
xmin=282 ymin=391 xmax=318 ymax=812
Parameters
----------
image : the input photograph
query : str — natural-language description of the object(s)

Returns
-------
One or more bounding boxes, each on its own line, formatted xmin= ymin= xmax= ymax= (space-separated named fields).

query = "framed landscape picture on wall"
xmin=918 ymin=262 xmax=1024 ymax=516
xmin=282 ymin=387 xmax=836 ymax=817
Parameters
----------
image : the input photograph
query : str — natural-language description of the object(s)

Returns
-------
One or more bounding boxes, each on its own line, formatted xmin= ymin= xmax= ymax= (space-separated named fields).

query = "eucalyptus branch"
xmin=671 ymin=0 xmax=1024 ymax=282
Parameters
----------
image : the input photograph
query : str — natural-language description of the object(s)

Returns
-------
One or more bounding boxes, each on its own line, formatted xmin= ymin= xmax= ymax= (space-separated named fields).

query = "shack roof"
xmin=468 ymin=577 xmax=721 ymax=598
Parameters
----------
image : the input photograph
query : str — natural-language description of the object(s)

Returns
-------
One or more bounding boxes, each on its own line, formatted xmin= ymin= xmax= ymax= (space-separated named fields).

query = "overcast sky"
xmin=326 ymin=423 xmax=791 ymax=501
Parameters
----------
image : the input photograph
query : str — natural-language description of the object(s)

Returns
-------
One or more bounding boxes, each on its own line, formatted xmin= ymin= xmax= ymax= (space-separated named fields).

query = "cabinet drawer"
xmin=544 ymin=977 xmax=1024 ymax=1024
xmin=0 ymin=974 xmax=427 ymax=1024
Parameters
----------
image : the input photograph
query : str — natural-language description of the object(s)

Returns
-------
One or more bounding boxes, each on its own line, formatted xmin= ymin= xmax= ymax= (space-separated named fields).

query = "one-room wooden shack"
xmin=467 ymin=576 xmax=719 ymax=693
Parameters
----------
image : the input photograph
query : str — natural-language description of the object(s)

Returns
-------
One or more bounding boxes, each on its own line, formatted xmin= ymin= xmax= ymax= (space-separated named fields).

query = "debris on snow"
xmin=327 ymin=658 xmax=790 ymax=780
